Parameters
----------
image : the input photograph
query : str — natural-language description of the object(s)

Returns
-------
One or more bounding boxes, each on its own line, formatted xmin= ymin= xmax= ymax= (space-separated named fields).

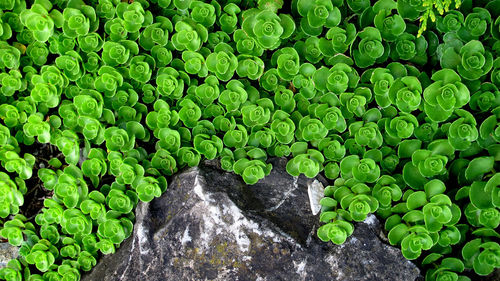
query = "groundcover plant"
xmin=0 ymin=0 xmax=499 ymax=280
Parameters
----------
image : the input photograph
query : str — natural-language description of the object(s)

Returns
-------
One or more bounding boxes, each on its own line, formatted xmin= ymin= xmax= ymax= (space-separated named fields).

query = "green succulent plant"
xmin=0 ymin=70 xmax=24 ymax=96
xmin=462 ymin=239 xmax=500 ymax=276
xmin=156 ymin=67 xmax=185 ymax=100
xmin=206 ymin=43 xmax=238 ymax=81
xmin=317 ymin=219 xmax=354 ymax=245
xmin=19 ymin=2 xmax=60 ymax=42
xmin=241 ymin=8 xmax=295 ymax=50
xmin=116 ymin=1 xmax=149 ymax=33
xmin=441 ymin=40 xmax=493 ymax=80
xmin=0 ymin=172 xmax=24 ymax=219
xmin=236 ymin=54 xmax=265 ymax=80
xmin=171 ymin=20 xmax=208 ymax=52
xmin=286 ymin=147 xmax=324 ymax=178
xmin=234 ymin=158 xmax=272 ymax=184
xmin=423 ymin=69 xmax=470 ymax=122
xmin=220 ymin=4 xmax=240 ymax=34
xmin=0 ymin=1 xmax=498 ymax=280
xmin=62 ymin=8 xmax=92 ymax=38
xmin=389 ymin=224 xmax=436 ymax=260
xmin=0 ymin=259 xmax=24 ymax=281
xmin=388 ymin=76 xmax=422 ymax=113
xmin=328 ymin=179 xmax=380 ymax=221
xmin=25 ymin=239 xmax=58 ymax=272
xmin=0 ymin=215 xmax=33 ymax=246
xmin=97 ymin=217 xmax=133 ymax=245
xmin=352 ymin=27 xmax=385 ymax=68
xmin=297 ymin=0 xmax=341 ymax=36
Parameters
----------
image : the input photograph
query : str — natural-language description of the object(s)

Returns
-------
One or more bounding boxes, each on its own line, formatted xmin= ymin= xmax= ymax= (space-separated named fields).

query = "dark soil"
xmin=18 ymin=143 xmax=61 ymax=220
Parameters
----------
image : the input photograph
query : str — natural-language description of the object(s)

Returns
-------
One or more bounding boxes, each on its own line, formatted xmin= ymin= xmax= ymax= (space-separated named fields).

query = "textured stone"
xmin=0 ymin=243 xmax=18 ymax=269
xmin=83 ymin=158 xmax=420 ymax=281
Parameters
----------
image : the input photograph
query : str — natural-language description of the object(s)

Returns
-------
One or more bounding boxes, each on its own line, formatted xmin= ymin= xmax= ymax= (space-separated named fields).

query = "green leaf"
xmin=406 ymin=191 xmax=427 ymax=210
xmin=470 ymin=181 xmax=493 ymax=210
xmin=465 ymin=157 xmax=494 ymax=181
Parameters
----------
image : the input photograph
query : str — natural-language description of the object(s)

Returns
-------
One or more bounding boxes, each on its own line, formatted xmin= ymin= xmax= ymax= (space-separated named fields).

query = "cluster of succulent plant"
xmin=0 ymin=0 xmax=499 ymax=280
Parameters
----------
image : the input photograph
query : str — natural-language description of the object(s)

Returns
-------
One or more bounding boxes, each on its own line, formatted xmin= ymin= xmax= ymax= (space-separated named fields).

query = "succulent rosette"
xmin=388 ymin=76 xmax=422 ymax=113
xmin=457 ymin=40 xmax=493 ymax=80
xmin=171 ymin=20 xmax=208 ymax=52
xmin=351 ymin=27 xmax=385 ymax=68
xmin=206 ymin=43 xmax=238 ymax=81
xmin=423 ymin=69 xmax=470 ymax=122
xmin=373 ymin=0 xmax=406 ymax=42
xmin=241 ymin=8 xmax=295 ymax=50
xmin=20 ymin=3 xmax=58 ymax=42
xmin=319 ymin=24 xmax=357 ymax=55
xmin=457 ymin=7 xmax=491 ymax=41
xmin=297 ymin=0 xmax=341 ymax=36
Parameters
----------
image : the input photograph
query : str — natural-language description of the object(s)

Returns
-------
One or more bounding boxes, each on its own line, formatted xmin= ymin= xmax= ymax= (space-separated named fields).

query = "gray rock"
xmin=0 ymin=243 xmax=18 ymax=268
xmin=83 ymin=158 xmax=420 ymax=281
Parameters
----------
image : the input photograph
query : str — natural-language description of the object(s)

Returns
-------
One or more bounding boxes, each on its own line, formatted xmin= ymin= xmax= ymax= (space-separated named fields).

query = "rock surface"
xmin=0 ymin=243 xmax=18 ymax=269
xmin=83 ymin=158 xmax=420 ymax=281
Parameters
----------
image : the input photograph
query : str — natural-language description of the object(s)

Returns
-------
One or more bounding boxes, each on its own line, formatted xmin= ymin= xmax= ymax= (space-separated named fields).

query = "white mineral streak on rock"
xmin=326 ymin=254 xmax=344 ymax=280
xmin=135 ymin=203 xmax=151 ymax=255
xmin=363 ymin=214 xmax=377 ymax=226
xmin=294 ymin=260 xmax=307 ymax=280
xmin=136 ymin=224 xmax=149 ymax=255
xmin=117 ymin=239 xmax=134 ymax=279
xmin=197 ymin=200 xmax=257 ymax=252
xmin=115 ymin=201 xmax=149 ymax=280
xmin=192 ymin=172 xmax=257 ymax=254
xmin=193 ymin=169 xmax=206 ymax=201
xmin=181 ymin=226 xmax=191 ymax=246
xmin=349 ymin=237 xmax=359 ymax=244
xmin=191 ymin=168 xmax=298 ymax=256
xmin=293 ymin=175 xmax=298 ymax=188
xmin=117 ymin=202 xmax=151 ymax=280
xmin=143 ymin=262 xmax=154 ymax=276
xmin=307 ymin=179 xmax=325 ymax=215
xmin=264 ymin=176 xmax=299 ymax=212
